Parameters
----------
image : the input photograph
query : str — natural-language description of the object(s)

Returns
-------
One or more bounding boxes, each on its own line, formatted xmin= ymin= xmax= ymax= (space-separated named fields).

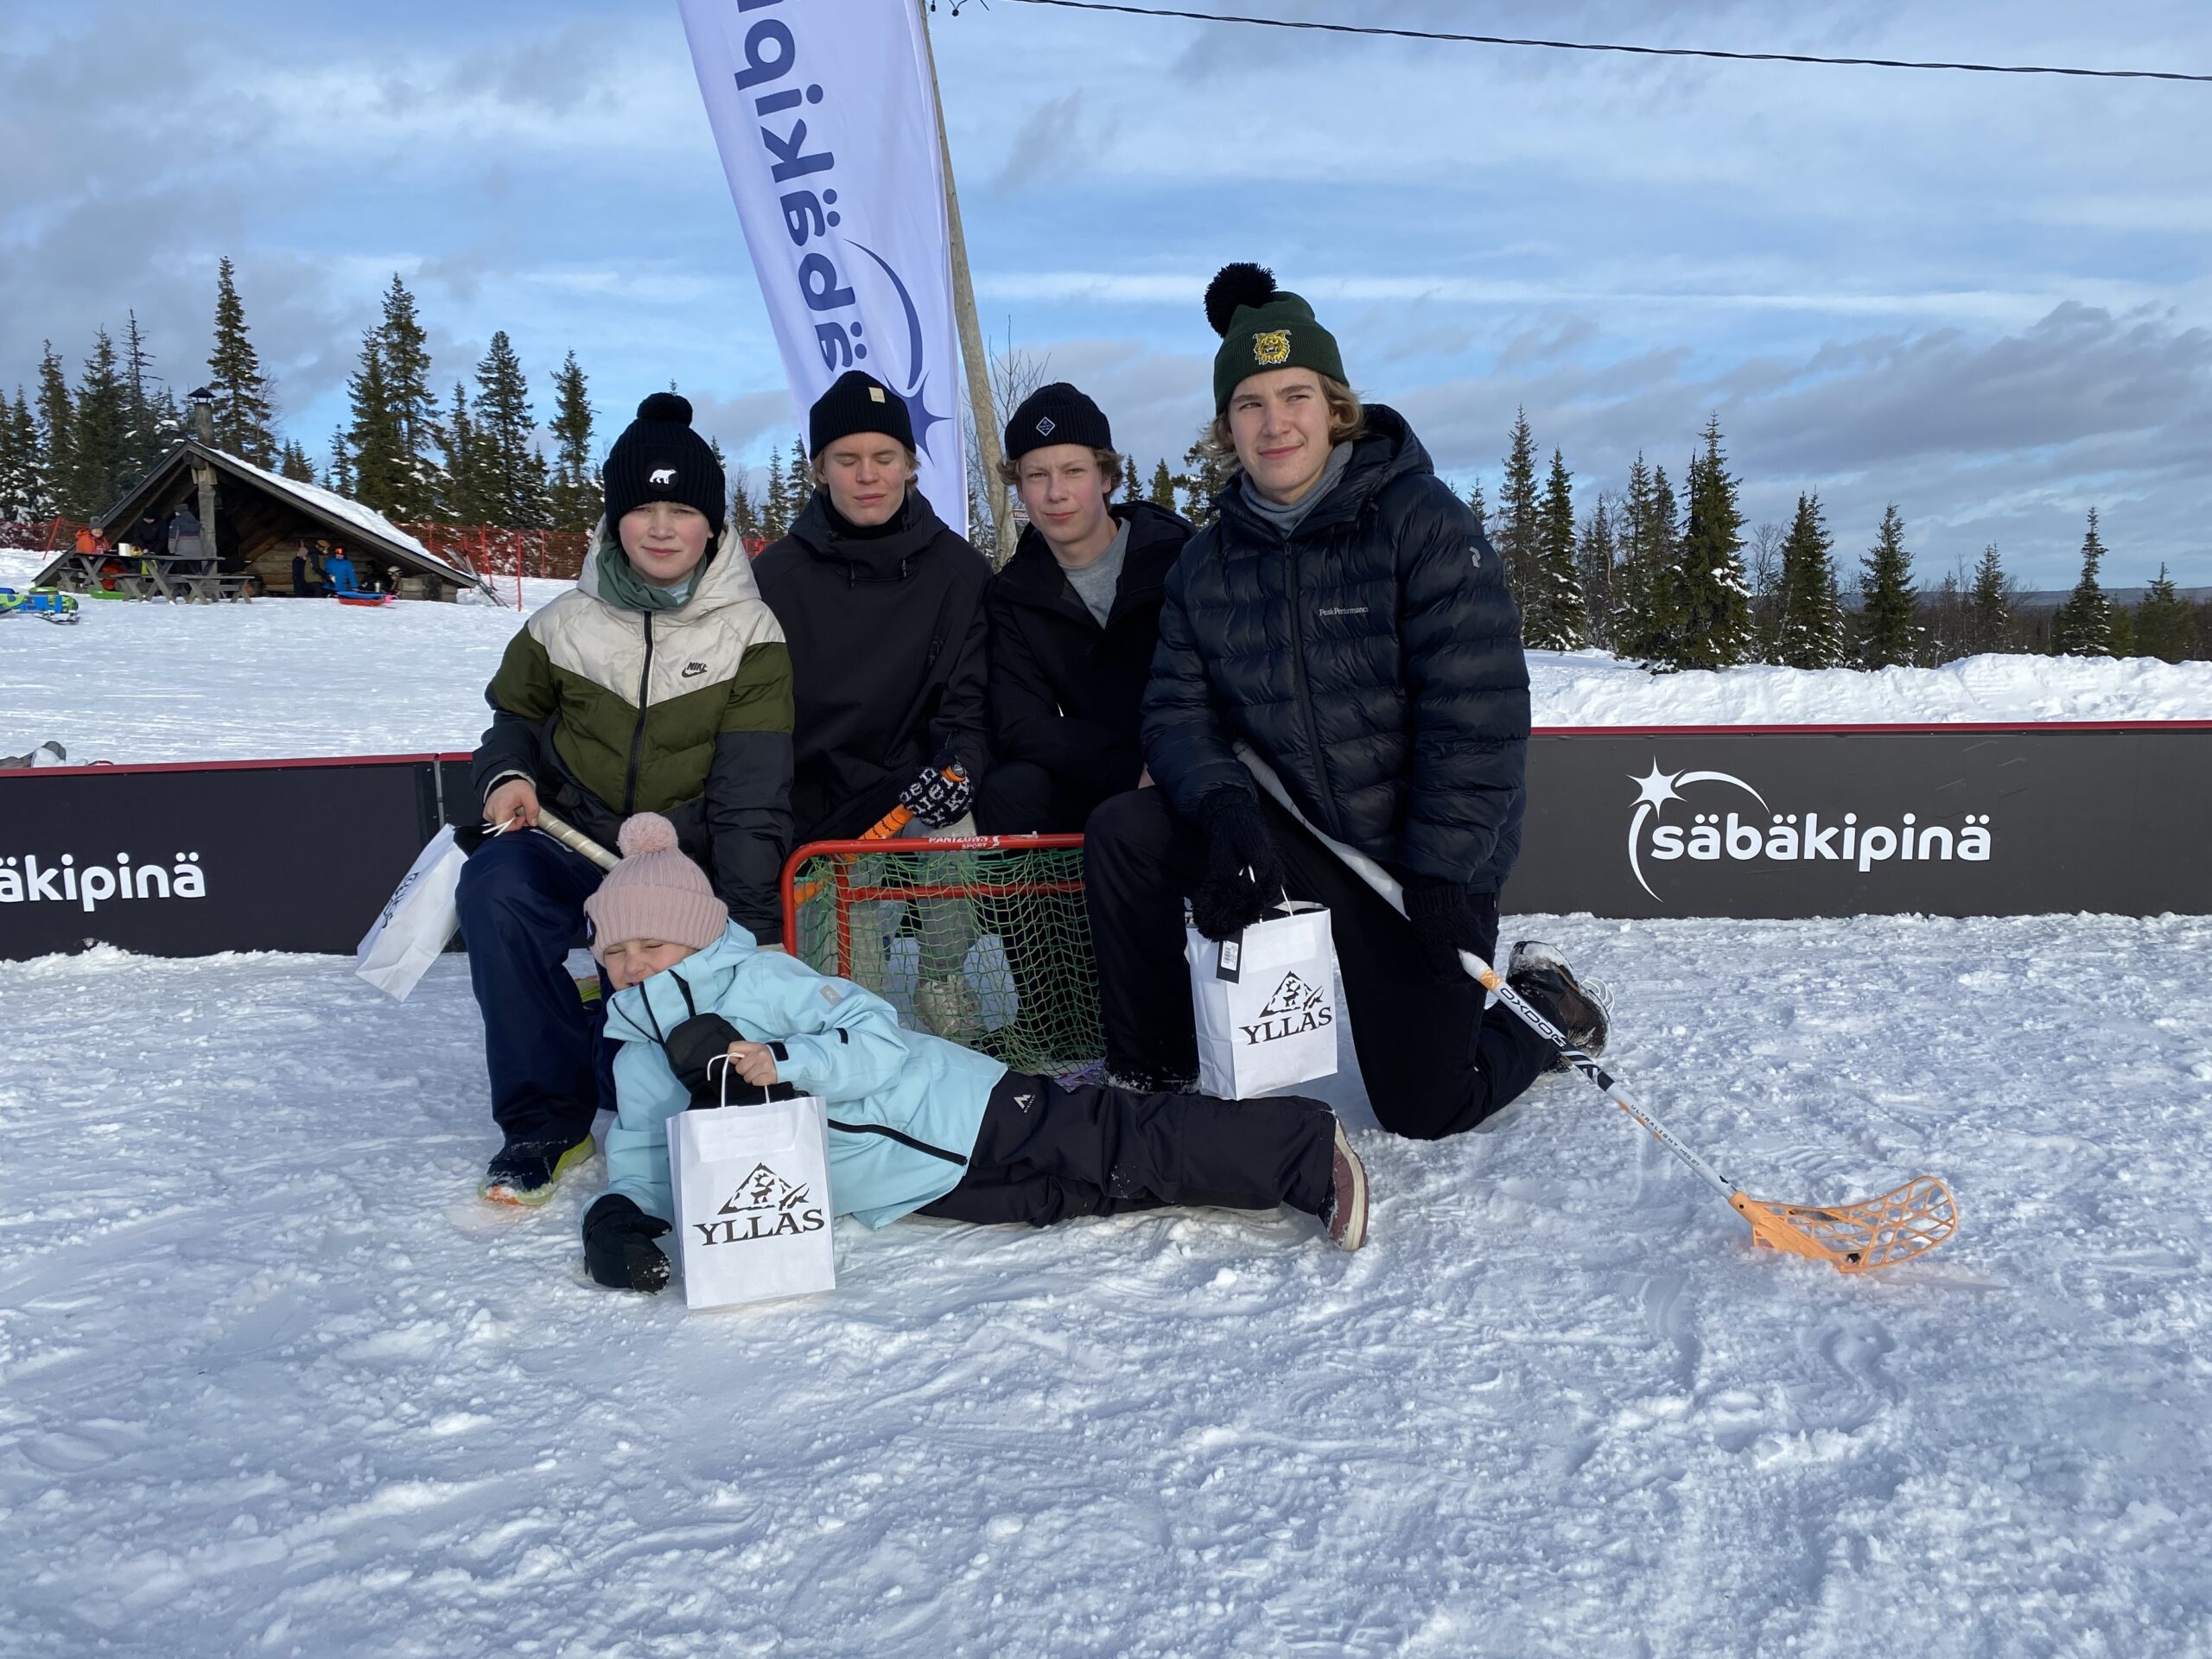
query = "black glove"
xmin=1403 ymin=880 xmax=1497 ymax=982
xmin=582 ymin=1193 xmax=672 ymax=1293
xmin=1189 ymin=789 xmax=1285 ymax=942
xmin=898 ymin=759 xmax=974 ymax=829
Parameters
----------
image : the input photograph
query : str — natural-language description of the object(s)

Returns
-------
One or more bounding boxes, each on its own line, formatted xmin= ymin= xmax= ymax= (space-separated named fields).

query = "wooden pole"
xmin=916 ymin=3 xmax=1010 ymax=558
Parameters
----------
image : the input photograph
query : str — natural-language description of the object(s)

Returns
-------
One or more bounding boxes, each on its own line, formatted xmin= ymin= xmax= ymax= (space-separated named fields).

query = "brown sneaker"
xmin=1323 ymin=1122 xmax=1369 ymax=1251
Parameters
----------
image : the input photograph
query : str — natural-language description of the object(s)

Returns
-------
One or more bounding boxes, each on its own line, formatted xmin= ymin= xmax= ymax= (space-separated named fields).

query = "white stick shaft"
xmin=1234 ymin=746 xmax=1738 ymax=1204
xmin=532 ymin=808 xmax=619 ymax=872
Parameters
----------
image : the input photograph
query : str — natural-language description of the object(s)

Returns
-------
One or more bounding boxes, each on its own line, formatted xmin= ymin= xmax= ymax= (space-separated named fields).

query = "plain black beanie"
xmin=809 ymin=370 xmax=914 ymax=455
xmin=601 ymin=392 xmax=726 ymax=537
xmin=1003 ymin=382 xmax=1112 ymax=461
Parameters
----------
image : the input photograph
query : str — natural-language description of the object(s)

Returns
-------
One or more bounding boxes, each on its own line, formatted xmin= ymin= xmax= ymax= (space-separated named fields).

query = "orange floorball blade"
xmin=1730 ymin=1176 xmax=1958 ymax=1274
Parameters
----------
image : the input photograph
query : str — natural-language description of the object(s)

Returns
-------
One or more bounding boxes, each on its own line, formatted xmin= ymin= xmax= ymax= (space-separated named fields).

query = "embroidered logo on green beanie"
xmin=1205 ymin=264 xmax=1346 ymax=410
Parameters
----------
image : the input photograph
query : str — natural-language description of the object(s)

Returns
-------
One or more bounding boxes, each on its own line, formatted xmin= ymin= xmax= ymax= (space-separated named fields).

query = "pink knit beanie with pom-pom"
xmin=581 ymin=812 xmax=728 ymax=961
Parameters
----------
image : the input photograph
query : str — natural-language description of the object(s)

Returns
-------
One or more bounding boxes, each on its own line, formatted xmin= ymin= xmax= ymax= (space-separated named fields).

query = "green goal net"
xmin=783 ymin=835 xmax=1103 ymax=1076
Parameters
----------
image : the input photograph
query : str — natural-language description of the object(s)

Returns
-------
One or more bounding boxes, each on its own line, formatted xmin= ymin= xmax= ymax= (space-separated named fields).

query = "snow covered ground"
xmin=3 ymin=912 xmax=2208 ymax=1656
xmin=4 ymin=550 xmax=2208 ymax=767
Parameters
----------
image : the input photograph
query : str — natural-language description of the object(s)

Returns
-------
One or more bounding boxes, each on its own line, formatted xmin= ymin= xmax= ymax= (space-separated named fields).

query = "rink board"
xmin=2 ymin=727 xmax=2208 ymax=957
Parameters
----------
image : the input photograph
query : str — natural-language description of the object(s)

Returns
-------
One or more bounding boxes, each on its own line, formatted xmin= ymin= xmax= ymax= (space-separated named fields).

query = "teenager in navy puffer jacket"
xmin=1084 ymin=264 xmax=1575 ymax=1141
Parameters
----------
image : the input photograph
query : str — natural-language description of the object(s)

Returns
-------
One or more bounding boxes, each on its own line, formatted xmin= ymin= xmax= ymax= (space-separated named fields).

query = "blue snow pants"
xmin=455 ymin=829 xmax=617 ymax=1146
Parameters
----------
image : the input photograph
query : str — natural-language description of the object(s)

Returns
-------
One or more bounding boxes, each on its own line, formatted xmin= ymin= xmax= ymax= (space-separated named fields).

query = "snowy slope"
xmin=3 ymin=914 xmax=2208 ymax=1656
xmin=3 ymin=558 xmax=2209 ymax=768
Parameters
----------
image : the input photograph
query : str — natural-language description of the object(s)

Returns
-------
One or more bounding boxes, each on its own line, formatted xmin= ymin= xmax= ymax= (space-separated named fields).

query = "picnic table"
xmin=48 ymin=552 xmax=256 ymax=603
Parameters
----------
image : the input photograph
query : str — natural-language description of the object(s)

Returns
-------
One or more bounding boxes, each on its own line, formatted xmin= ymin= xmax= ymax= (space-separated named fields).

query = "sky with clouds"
xmin=4 ymin=0 xmax=2209 ymax=586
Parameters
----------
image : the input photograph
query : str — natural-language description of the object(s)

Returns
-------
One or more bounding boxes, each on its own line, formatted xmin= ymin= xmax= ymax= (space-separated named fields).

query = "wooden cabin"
xmin=35 ymin=442 xmax=491 ymax=601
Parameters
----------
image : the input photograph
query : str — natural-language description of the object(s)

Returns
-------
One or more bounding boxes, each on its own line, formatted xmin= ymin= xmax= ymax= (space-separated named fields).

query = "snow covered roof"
xmin=38 ymin=441 xmax=491 ymax=595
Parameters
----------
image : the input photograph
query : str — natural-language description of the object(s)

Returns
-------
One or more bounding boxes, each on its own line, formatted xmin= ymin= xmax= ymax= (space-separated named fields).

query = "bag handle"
xmin=704 ymin=1052 xmax=804 ymax=1109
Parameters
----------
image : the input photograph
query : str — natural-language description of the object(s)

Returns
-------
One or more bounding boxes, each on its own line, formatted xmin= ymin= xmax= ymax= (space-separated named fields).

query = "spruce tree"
xmin=730 ymin=474 xmax=764 ymax=548
xmin=67 ymin=329 xmax=133 ymax=521
xmin=1659 ymin=416 xmax=1753 ymax=671
xmin=1523 ymin=448 xmax=1587 ymax=650
xmin=440 ymin=380 xmax=482 ymax=523
xmin=2050 ymin=509 xmax=2114 ymax=658
xmin=1610 ymin=454 xmax=1655 ymax=658
xmin=277 ymin=439 xmax=317 ymax=483
xmin=1496 ymin=409 xmax=1541 ymax=606
xmin=1618 ymin=461 xmax=1688 ymax=664
xmin=546 ymin=351 xmax=600 ymax=531
xmin=326 ymin=428 xmax=353 ymax=495
xmin=119 ymin=310 xmax=169 ymax=477
xmin=470 ymin=332 xmax=550 ymax=529
xmin=1574 ymin=493 xmax=1617 ymax=649
xmin=1148 ymin=458 xmax=1177 ymax=512
xmin=344 ymin=334 xmax=405 ymax=513
xmin=787 ymin=436 xmax=812 ymax=524
xmin=1857 ymin=505 xmax=1922 ymax=668
xmin=1774 ymin=493 xmax=1847 ymax=669
xmin=1465 ymin=478 xmax=1488 ymax=538
xmin=373 ymin=276 xmax=445 ymax=519
xmin=762 ymin=443 xmax=791 ymax=540
xmin=0 ymin=390 xmax=36 ymax=519
xmin=1179 ymin=436 xmax=1227 ymax=527
xmin=1966 ymin=543 xmax=2014 ymax=656
xmin=2108 ymin=599 xmax=2137 ymax=658
xmin=207 ymin=256 xmax=276 ymax=463
xmin=34 ymin=342 xmax=73 ymax=519
xmin=2134 ymin=564 xmax=2194 ymax=663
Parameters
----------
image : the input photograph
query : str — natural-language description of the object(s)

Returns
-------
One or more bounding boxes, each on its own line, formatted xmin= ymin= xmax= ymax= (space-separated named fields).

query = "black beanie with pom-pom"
xmin=1205 ymin=262 xmax=1346 ymax=411
xmin=601 ymin=392 xmax=727 ymax=537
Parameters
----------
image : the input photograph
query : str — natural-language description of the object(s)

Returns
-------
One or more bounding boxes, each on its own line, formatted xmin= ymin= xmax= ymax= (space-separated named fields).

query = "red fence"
xmin=395 ymin=524 xmax=592 ymax=582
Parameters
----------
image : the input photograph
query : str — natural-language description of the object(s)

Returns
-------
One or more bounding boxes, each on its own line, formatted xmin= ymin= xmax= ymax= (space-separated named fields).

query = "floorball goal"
xmin=779 ymin=834 xmax=1104 ymax=1075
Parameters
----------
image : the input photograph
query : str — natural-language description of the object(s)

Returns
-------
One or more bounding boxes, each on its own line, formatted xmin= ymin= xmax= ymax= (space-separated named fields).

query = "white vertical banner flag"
xmin=678 ymin=0 xmax=968 ymax=539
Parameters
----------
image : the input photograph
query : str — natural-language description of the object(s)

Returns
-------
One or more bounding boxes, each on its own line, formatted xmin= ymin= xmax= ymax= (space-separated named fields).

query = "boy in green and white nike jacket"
xmin=575 ymin=812 xmax=1370 ymax=1294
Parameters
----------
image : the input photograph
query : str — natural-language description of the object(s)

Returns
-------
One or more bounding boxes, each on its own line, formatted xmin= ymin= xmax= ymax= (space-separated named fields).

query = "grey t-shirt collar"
xmin=1058 ymin=517 xmax=1129 ymax=627
xmin=1238 ymin=441 xmax=1355 ymax=537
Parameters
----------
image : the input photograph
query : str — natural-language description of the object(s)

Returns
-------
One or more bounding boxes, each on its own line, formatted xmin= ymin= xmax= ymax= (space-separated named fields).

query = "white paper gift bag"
xmin=1185 ymin=901 xmax=1339 ymax=1099
xmin=668 ymin=1068 xmax=836 ymax=1312
xmin=355 ymin=825 xmax=469 ymax=1001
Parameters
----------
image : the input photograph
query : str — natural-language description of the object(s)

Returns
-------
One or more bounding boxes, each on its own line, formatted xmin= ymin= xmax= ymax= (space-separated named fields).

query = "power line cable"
xmin=963 ymin=0 xmax=2212 ymax=85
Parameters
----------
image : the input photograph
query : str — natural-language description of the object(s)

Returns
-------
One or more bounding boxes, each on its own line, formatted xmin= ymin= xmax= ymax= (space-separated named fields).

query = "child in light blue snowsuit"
xmin=574 ymin=813 xmax=1368 ymax=1294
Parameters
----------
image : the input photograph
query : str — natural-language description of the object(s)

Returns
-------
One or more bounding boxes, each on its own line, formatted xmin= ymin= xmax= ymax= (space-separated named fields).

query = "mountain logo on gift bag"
xmin=720 ymin=1162 xmax=810 ymax=1215
xmin=696 ymin=1160 xmax=828 ymax=1245
xmin=1241 ymin=970 xmax=1334 ymax=1046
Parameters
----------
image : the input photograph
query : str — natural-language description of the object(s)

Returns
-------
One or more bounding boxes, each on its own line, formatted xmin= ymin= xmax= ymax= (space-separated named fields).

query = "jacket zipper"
xmin=622 ymin=612 xmax=655 ymax=814
xmin=826 ymin=1116 xmax=969 ymax=1167
xmin=1280 ymin=536 xmax=1335 ymax=836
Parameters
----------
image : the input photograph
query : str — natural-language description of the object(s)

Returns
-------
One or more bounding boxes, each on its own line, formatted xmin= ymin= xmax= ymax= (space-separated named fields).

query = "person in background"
xmin=978 ymin=383 xmax=1191 ymax=835
xmin=166 ymin=502 xmax=203 ymax=571
xmin=324 ymin=545 xmax=359 ymax=594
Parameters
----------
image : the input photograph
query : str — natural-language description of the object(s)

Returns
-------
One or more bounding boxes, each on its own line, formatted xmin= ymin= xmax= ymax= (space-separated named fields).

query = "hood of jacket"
xmin=1212 ymin=404 xmax=1433 ymax=544
xmin=576 ymin=518 xmax=765 ymax=616
xmin=994 ymin=499 xmax=1191 ymax=623
xmin=602 ymin=921 xmax=761 ymax=1049
xmin=785 ymin=487 xmax=952 ymax=583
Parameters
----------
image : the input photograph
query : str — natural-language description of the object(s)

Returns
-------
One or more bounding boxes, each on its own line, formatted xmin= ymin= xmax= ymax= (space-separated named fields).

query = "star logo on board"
xmin=1625 ymin=760 xmax=1767 ymax=901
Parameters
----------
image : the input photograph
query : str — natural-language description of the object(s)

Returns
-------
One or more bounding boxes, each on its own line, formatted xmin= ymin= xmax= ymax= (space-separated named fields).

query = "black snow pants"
xmin=1082 ymin=785 xmax=1557 ymax=1141
xmin=918 ymin=1071 xmax=1337 ymax=1227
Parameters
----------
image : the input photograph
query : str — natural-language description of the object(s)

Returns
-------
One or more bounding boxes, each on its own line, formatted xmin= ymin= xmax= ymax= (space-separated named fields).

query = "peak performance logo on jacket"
xmin=1625 ymin=760 xmax=1994 ymax=901
xmin=695 ymin=1159 xmax=826 ymax=1246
